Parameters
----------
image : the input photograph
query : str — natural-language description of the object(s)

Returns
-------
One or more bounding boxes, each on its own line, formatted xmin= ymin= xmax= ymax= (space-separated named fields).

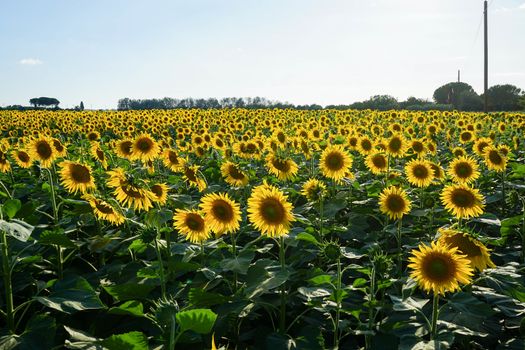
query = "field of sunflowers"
xmin=0 ymin=109 xmax=524 ymax=349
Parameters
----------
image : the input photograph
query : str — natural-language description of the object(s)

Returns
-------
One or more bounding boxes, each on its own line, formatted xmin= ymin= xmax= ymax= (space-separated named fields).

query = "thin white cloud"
xmin=519 ymin=3 xmax=525 ymax=9
xmin=19 ymin=58 xmax=42 ymax=65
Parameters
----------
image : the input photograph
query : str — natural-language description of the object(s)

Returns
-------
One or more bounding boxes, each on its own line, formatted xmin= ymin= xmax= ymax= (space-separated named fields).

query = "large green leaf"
xmin=108 ymin=300 xmax=144 ymax=317
xmin=220 ymin=249 xmax=255 ymax=274
xmin=101 ymin=331 xmax=149 ymax=350
xmin=38 ymin=228 xmax=76 ymax=248
xmin=103 ymin=283 xmax=155 ymax=302
xmin=35 ymin=275 xmax=105 ymax=314
xmin=176 ymin=308 xmax=217 ymax=334
xmin=3 ymin=199 xmax=21 ymax=219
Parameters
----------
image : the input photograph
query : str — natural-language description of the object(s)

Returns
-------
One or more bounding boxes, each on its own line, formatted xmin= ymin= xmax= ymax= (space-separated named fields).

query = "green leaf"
xmin=297 ymin=286 xmax=331 ymax=300
xmin=246 ymin=263 xmax=291 ymax=299
xmin=308 ymin=274 xmax=332 ymax=285
xmin=3 ymin=199 xmax=21 ymax=219
xmin=188 ymin=288 xmax=228 ymax=307
xmin=390 ymin=295 xmax=429 ymax=312
xmin=103 ymin=283 xmax=155 ymax=302
xmin=220 ymin=249 xmax=254 ymax=274
xmin=108 ymin=300 xmax=144 ymax=317
xmin=35 ymin=275 xmax=105 ymax=314
xmin=296 ymin=232 xmax=319 ymax=245
xmin=144 ymin=208 xmax=173 ymax=228
xmin=101 ymin=331 xmax=148 ymax=350
xmin=176 ymin=308 xmax=217 ymax=334
xmin=0 ymin=219 xmax=34 ymax=242
xmin=38 ymin=229 xmax=76 ymax=248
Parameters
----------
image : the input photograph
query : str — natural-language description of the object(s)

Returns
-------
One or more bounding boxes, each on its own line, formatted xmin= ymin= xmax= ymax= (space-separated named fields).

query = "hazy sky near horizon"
xmin=1 ymin=0 xmax=524 ymax=109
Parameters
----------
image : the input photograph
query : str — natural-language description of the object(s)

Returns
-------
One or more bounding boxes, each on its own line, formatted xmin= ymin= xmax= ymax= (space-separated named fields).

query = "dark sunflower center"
xmin=18 ymin=152 xmax=30 ymax=162
xmin=120 ymin=141 xmax=133 ymax=155
xmin=70 ymin=164 xmax=91 ymax=183
xmin=228 ymin=165 xmax=246 ymax=180
xmin=277 ymin=132 xmax=286 ymax=143
xmin=122 ymin=185 xmax=144 ymax=199
xmin=272 ymin=158 xmax=291 ymax=172
xmin=88 ymin=132 xmax=98 ymax=141
xmin=349 ymin=138 xmax=358 ymax=147
xmin=372 ymin=155 xmax=387 ymax=168
xmin=168 ymin=151 xmax=179 ymax=164
xmin=151 ymin=185 xmax=164 ymax=198
xmin=488 ymin=150 xmax=502 ymax=165
xmin=386 ymin=194 xmax=406 ymax=212
xmin=412 ymin=142 xmax=424 ymax=153
xmin=455 ymin=162 xmax=473 ymax=178
xmin=451 ymin=189 xmax=475 ymax=208
xmin=136 ymin=138 xmax=154 ymax=152
xmin=389 ymin=137 xmax=402 ymax=152
xmin=212 ymin=200 xmax=234 ymax=222
xmin=424 ymin=255 xmax=453 ymax=281
xmin=477 ymin=142 xmax=489 ymax=154
xmin=260 ymin=198 xmax=286 ymax=224
xmin=96 ymin=202 xmax=115 ymax=214
xmin=245 ymin=143 xmax=257 ymax=153
xmin=460 ymin=132 xmax=472 ymax=142
xmin=454 ymin=150 xmax=464 ymax=157
xmin=412 ymin=165 xmax=429 ymax=179
xmin=184 ymin=168 xmax=197 ymax=182
xmin=215 ymin=139 xmax=224 ymax=148
xmin=185 ymin=213 xmax=204 ymax=231
xmin=313 ymin=130 xmax=320 ymax=138
xmin=361 ymin=139 xmax=372 ymax=151
xmin=444 ymin=235 xmax=482 ymax=258
xmin=36 ymin=141 xmax=53 ymax=159
xmin=53 ymin=140 xmax=64 ymax=152
xmin=326 ymin=152 xmax=344 ymax=171
xmin=96 ymin=149 xmax=105 ymax=161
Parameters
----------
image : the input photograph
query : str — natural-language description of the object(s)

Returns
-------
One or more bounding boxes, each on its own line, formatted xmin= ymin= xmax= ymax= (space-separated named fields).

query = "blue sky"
xmin=1 ymin=0 xmax=524 ymax=109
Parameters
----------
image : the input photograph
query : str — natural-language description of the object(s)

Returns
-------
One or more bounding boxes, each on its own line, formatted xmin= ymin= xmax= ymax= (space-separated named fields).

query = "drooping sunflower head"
xmin=484 ymin=146 xmax=507 ymax=172
xmin=83 ymin=194 xmax=125 ymax=225
xmin=266 ymin=154 xmax=298 ymax=181
xmin=150 ymin=183 xmax=169 ymax=205
xmin=220 ymin=161 xmax=249 ymax=187
xmin=173 ymin=209 xmax=210 ymax=243
xmin=162 ymin=149 xmax=186 ymax=173
xmin=183 ymin=165 xmax=207 ymax=192
xmin=115 ymin=139 xmax=134 ymax=159
xmin=429 ymin=162 xmax=444 ymax=181
xmin=473 ymin=137 xmax=493 ymax=157
xmin=405 ymin=159 xmax=434 ymax=188
xmin=379 ymin=186 xmax=412 ymax=220
xmin=29 ymin=136 xmax=56 ymax=168
xmin=58 ymin=161 xmax=96 ymax=194
xmin=0 ymin=151 xmax=11 ymax=173
xmin=301 ymin=178 xmax=327 ymax=202
xmin=319 ymin=145 xmax=352 ymax=182
xmin=131 ymin=133 xmax=160 ymax=163
xmin=199 ymin=192 xmax=241 ymax=235
xmin=408 ymin=241 xmax=473 ymax=295
xmin=247 ymin=183 xmax=295 ymax=237
xmin=52 ymin=138 xmax=67 ymax=157
xmin=90 ymin=142 xmax=108 ymax=169
xmin=440 ymin=184 xmax=485 ymax=219
xmin=437 ymin=227 xmax=495 ymax=272
xmin=366 ymin=153 xmax=388 ymax=175
xmin=447 ymin=156 xmax=480 ymax=184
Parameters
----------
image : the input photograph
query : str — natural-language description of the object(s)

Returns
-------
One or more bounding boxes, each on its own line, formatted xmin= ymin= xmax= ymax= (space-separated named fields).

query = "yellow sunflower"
xmin=484 ymin=146 xmax=507 ymax=172
xmin=266 ymin=154 xmax=298 ymax=181
xmin=301 ymin=178 xmax=327 ymax=202
xmin=52 ymin=138 xmax=67 ymax=158
xmin=357 ymin=136 xmax=374 ymax=155
xmin=199 ymin=192 xmax=241 ymax=235
xmin=451 ymin=147 xmax=466 ymax=158
xmin=405 ymin=159 xmax=434 ymax=188
xmin=386 ymin=134 xmax=408 ymax=158
xmin=131 ymin=133 xmax=160 ymax=163
xmin=473 ymin=137 xmax=493 ymax=157
xmin=247 ymin=183 xmax=295 ymax=237
xmin=150 ymin=183 xmax=169 ymax=205
xmin=115 ymin=139 xmax=134 ymax=160
xmin=12 ymin=149 xmax=32 ymax=168
xmin=0 ymin=151 xmax=11 ymax=173
xmin=379 ymin=186 xmax=412 ymax=220
xmin=408 ymin=241 xmax=473 ymax=295
xmin=220 ymin=161 xmax=249 ymax=187
xmin=107 ymin=168 xmax=156 ymax=211
xmin=447 ymin=156 xmax=480 ymax=184
xmin=319 ymin=145 xmax=352 ymax=182
xmin=173 ymin=209 xmax=211 ymax=243
xmin=29 ymin=136 xmax=57 ymax=168
xmin=365 ymin=153 xmax=389 ymax=175
xmin=90 ymin=142 xmax=108 ymax=170
xmin=440 ymin=184 xmax=485 ymax=219
xmin=162 ymin=149 xmax=186 ymax=173
xmin=437 ymin=227 xmax=495 ymax=272
xmin=183 ymin=165 xmax=207 ymax=191
xmin=58 ymin=161 xmax=96 ymax=194
xmin=83 ymin=194 xmax=125 ymax=225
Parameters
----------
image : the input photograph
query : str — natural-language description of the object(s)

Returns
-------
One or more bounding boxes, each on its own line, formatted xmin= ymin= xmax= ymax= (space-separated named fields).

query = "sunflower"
xmin=12 ymin=149 xmax=32 ymax=168
xmin=408 ymin=241 xmax=473 ymax=295
xmin=459 ymin=130 xmax=474 ymax=144
xmin=58 ymin=161 xmax=96 ymax=194
xmin=473 ymin=137 xmax=492 ymax=157
xmin=115 ymin=139 xmax=134 ymax=159
xmin=247 ymin=183 xmax=295 ymax=237
xmin=220 ymin=161 xmax=249 ymax=187
xmin=357 ymin=136 xmax=374 ymax=155
xmin=162 ymin=149 xmax=186 ymax=172
xmin=52 ymin=138 xmax=67 ymax=158
xmin=90 ymin=142 xmax=108 ymax=170
xmin=379 ymin=186 xmax=412 ymax=220
xmin=301 ymin=178 xmax=327 ymax=202
xmin=131 ymin=133 xmax=160 ymax=163
xmin=83 ymin=194 xmax=125 ymax=225
xmin=173 ymin=209 xmax=211 ymax=243
xmin=0 ymin=151 xmax=11 ymax=173
xmin=199 ymin=192 xmax=241 ymax=235
xmin=440 ymin=184 xmax=485 ymax=219
xmin=266 ymin=154 xmax=298 ymax=181
xmin=150 ymin=183 xmax=169 ymax=205
xmin=319 ymin=145 xmax=352 ymax=182
xmin=451 ymin=147 xmax=466 ymax=158
xmin=183 ymin=165 xmax=207 ymax=191
xmin=437 ymin=227 xmax=495 ymax=272
xmin=484 ymin=146 xmax=507 ymax=172
xmin=410 ymin=139 xmax=426 ymax=157
xmin=107 ymin=168 xmax=156 ymax=211
xmin=365 ymin=153 xmax=388 ymax=175
xmin=29 ymin=136 xmax=56 ymax=168
xmin=429 ymin=162 xmax=444 ymax=181
xmin=447 ymin=156 xmax=479 ymax=184
xmin=386 ymin=134 xmax=408 ymax=158
xmin=405 ymin=159 xmax=434 ymax=188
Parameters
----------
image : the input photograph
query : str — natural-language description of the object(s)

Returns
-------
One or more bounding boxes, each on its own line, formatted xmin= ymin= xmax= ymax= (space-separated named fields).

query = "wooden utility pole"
xmin=484 ymin=0 xmax=488 ymax=112
xmin=458 ymin=69 xmax=460 ymax=83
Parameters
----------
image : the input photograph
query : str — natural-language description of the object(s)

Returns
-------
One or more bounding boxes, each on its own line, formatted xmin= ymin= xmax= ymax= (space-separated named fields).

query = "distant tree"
xmin=400 ymin=97 xmax=432 ymax=109
xmin=29 ymin=97 xmax=60 ymax=108
xmin=29 ymin=98 xmax=38 ymax=108
xmin=518 ymin=95 xmax=525 ymax=111
xmin=433 ymin=82 xmax=475 ymax=109
xmin=484 ymin=84 xmax=523 ymax=111
xmin=80 ymin=101 xmax=85 ymax=111
xmin=458 ymin=91 xmax=483 ymax=111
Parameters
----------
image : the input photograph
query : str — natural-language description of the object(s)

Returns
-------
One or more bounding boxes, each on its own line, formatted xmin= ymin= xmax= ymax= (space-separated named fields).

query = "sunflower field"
xmin=0 ymin=109 xmax=524 ymax=350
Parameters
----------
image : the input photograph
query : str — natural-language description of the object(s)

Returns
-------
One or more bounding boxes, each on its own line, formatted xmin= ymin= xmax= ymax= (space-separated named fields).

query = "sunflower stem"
xmin=396 ymin=218 xmax=403 ymax=276
xmin=430 ymin=293 xmax=439 ymax=340
xmin=501 ymin=171 xmax=506 ymax=217
xmin=333 ymin=256 xmax=342 ymax=348
xmin=319 ymin=195 xmax=324 ymax=241
xmin=279 ymin=236 xmax=286 ymax=335
xmin=1 ymin=230 xmax=15 ymax=333
xmin=154 ymin=234 xmax=167 ymax=299
xmin=232 ymin=232 xmax=238 ymax=293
